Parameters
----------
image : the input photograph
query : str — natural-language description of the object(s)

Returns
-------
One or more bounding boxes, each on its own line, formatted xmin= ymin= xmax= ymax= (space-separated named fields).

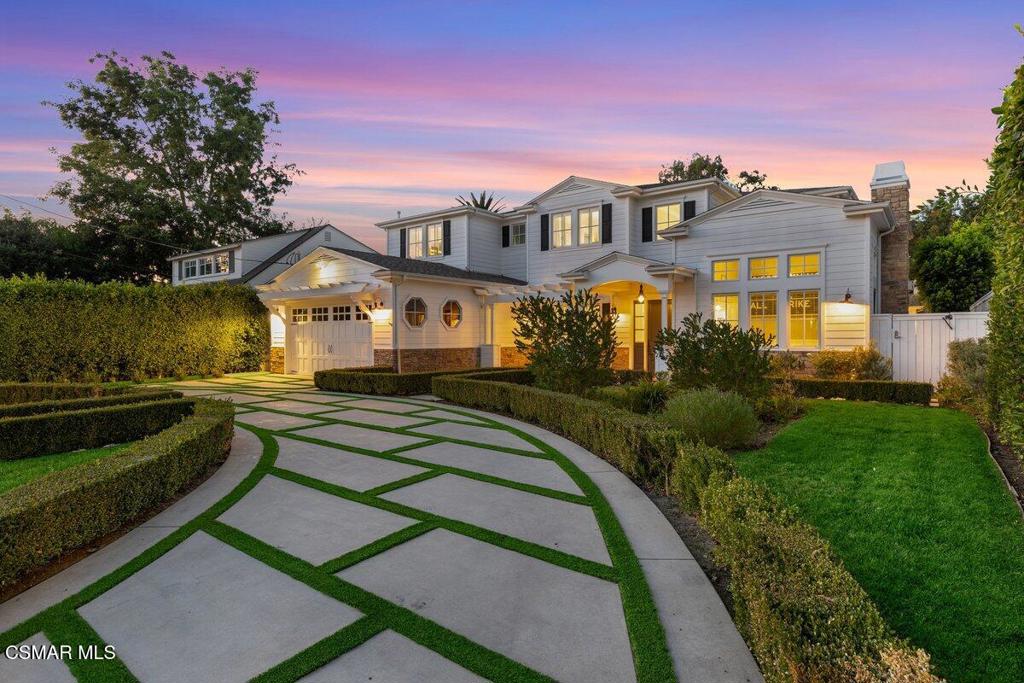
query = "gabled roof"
xmin=516 ymin=176 xmax=633 ymax=209
xmin=240 ymin=226 xmax=325 ymax=284
xmin=328 ymin=248 xmax=526 ymax=285
xmin=375 ymin=205 xmax=505 ymax=229
xmin=557 ymin=251 xmax=695 ymax=280
xmin=781 ymin=186 xmax=859 ymax=200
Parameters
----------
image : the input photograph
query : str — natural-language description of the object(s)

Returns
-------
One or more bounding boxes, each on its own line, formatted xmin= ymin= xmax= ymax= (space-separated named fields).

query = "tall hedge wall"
xmin=0 ymin=276 xmax=269 ymax=382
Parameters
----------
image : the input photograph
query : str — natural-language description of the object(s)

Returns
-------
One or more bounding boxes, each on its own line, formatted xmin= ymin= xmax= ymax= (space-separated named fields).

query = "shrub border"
xmin=315 ymin=367 xmax=513 ymax=396
xmin=788 ymin=377 xmax=933 ymax=405
xmin=0 ymin=389 xmax=181 ymax=419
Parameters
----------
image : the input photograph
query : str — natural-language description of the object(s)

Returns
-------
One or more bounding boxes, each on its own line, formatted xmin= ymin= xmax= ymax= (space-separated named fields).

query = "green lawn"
xmin=735 ymin=401 xmax=1024 ymax=683
xmin=0 ymin=444 xmax=130 ymax=496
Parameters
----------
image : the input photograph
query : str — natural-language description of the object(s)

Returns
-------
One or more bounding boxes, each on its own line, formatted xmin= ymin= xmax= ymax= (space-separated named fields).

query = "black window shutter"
xmin=601 ymin=203 xmax=613 ymax=244
xmin=177 ymin=260 xmax=183 ymax=280
xmin=399 ymin=228 xmax=407 ymax=258
xmin=501 ymin=225 xmax=510 ymax=248
xmin=540 ymin=214 xmax=549 ymax=251
xmin=442 ymin=220 xmax=451 ymax=255
xmin=683 ymin=200 xmax=696 ymax=220
xmin=228 ymin=251 xmax=235 ymax=273
xmin=641 ymin=207 xmax=653 ymax=242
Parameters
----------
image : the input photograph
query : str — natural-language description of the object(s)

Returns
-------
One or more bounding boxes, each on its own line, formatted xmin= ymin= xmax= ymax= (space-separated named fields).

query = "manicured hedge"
xmin=789 ymin=377 xmax=933 ymax=405
xmin=315 ymin=367 xmax=508 ymax=396
xmin=0 ymin=398 xmax=194 ymax=460
xmin=0 ymin=399 xmax=233 ymax=590
xmin=0 ymin=276 xmax=269 ymax=382
xmin=0 ymin=382 xmax=134 ymax=405
xmin=0 ymin=389 xmax=181 ymax=419
xmin=432 ymin=371 xmax=679 ymax=483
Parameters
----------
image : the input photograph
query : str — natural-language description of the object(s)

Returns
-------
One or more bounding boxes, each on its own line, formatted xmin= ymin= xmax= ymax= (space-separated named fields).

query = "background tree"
xmin=456 ymin=190 xmax=506 ymax=213
xmin=910 ymin=221 xmax=995 ymax=312
xmin=657 ymin=154 xmax=778 ymax=192
xmin=910 ymin=182 xmax=987 ymax=242
xmin=0 ymin=210 xmax=94 ymax=280
xmin=46 ymin=51 xmax=300 ymax=282
xmin=735 ymin=169 xmax=779 ymax=192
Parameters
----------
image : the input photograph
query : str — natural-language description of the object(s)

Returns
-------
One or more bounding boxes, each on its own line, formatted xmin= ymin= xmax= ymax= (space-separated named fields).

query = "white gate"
xmin=870 ymin=312 xmax=988 ymax=384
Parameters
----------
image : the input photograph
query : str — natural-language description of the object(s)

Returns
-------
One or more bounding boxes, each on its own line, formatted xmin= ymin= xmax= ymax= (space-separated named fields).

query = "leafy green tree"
xmin=911 ymin=182 xmax=987 ymax=242
xmin=0 ymin=210 xmax=95 ymax=280
xmin=658 ymin=154 xmax=729 ymax=183
xmin=735 ymin=169 xmax=779 ymax=192
xmin=45 ymin=51 xmax=300 ymax=282
xmin=910 ymin=223 xmax=995 ymax=312
xmin=986 ymin=26 xmax=1024 ymax=452
xmin=456 ymin=190 xmax=506 ymax=213
xmin=511 ymin=288 xmax=616 ymax=394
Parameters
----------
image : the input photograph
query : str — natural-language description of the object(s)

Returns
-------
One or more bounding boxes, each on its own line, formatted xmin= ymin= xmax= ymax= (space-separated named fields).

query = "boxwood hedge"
xmin=0 ymin=389 xmax=181 ymax=419
xmin=0 ymin=276 xmax=269 ymax=382
xmin=0 ymin=398 xmax=194 ymax=460
xmin=0 ymin=382 xmax=135 ymax=405
xmin=315 ymin=367 xmax=509 ymax=396
xmin=789 ymin=377 xmax=933 ymax=405
xmin=0 ymin=399 xmax=233 ymax=590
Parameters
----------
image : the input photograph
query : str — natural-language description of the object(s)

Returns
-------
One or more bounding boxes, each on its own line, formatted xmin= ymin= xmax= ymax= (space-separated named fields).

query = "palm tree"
xmin=456 ymin=190 xmax=506 ymax=213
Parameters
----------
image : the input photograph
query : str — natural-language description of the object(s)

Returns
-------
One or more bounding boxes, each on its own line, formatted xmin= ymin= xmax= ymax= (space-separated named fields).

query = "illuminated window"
xmin=788 ymin=252 xmax=820 ymax=277
xmin=215 ymin=254 xmax=230 ymax=273
xmin=404 ymin=298 xmax=426 ymax=327
xmin=198 ymin=256 xmax=214 ymax=276
xmin=442 ymin=300 xmax=462 ymax=328
xmin=655 ymin=203 xmax=680 ymax=239
xmin=749 ymin=292 xmax=778 ymax=342
xmin=788 ymin=290 xmax=820 ymax=347
xmin=407 ymin=227 xmax=424 ymax=259
xmin=578 ymin=207 xmax=600 ymax=245
xmin=311 ymin=307 xmax=329 ymax=322
xmin=510 ymin=223 xmax=526 ymax=246
xmin=712 ymin=294 xmax=739 ymax=327
xmin=332 ymin=305 xmax=351 ymax=321
xmin=749 ymin=256 xmax=778 ymax=279
xmin=291 ymin=308 xmax=308 ymax=323
xmin=712 ymin=259 xmax=739 ymax=281
xmin=552 ymin=211 xmax=572 ymax=248
xmin=426 ymin=222 xmax=443 ymax=257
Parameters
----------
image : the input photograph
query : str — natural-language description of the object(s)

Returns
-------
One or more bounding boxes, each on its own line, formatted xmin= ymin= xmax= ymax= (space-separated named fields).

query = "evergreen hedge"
xmin=0 ymin=276 xmax=269 ymax=382
xmin=0 ymin=389 xmax=180 ymax=419
xmin=0 ymin=399 xmax=233 ymax=590
xmin=789 ymin=378 xmax=933 ymax=405
xmin=0 ymin=382 xmax=134 ymax=404
xmin=314 ymin=367 xmax=510 ymax=396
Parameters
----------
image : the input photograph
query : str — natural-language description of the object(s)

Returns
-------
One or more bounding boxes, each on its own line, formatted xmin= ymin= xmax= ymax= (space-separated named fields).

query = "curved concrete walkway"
xmin=0 ymin=373 xmax=761 ymax=683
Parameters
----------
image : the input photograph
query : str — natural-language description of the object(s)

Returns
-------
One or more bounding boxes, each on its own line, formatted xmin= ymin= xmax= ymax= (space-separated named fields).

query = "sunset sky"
xmin=1 ymin=1 xmax=1020 ymax=250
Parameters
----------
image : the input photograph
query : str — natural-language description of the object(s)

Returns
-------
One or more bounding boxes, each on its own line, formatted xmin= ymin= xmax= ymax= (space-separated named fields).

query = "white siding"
xmin=630 ymin=188 xmax=710 ymax=261
xmin=246 ymin=227 xmax=376 ymax=286
xmin=385 ymin=216 xmax=470 ymax=269
xmin=466 ymin=215 xmax=503 ymax=275
xmin=394 ymin=280 xmax=481 ymax=349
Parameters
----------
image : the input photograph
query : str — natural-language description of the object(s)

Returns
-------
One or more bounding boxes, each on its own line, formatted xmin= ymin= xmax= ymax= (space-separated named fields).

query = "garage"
xmin=287 ymin=303 xmax=373 ymax=374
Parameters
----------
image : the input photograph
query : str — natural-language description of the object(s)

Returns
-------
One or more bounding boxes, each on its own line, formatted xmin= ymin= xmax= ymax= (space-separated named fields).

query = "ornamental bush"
xmin=661 ymin=388 xmax=759 ymax=449
xmin=812 ymin=344 xmax=892 ymax=381
xmin=936 ymin=338 xmax=990 ymax=423
xmin=789 ymin=378 xmax=933 ymax=405
xmin=591 ymin=379 xmax=672 ymax=414
xmin=0 ymin=276 xmax=269 ymax=382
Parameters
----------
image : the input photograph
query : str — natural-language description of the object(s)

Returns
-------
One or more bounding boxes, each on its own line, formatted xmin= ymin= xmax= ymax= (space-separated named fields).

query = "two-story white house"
xmin=171 ymin=161 xmax=912 ymax=375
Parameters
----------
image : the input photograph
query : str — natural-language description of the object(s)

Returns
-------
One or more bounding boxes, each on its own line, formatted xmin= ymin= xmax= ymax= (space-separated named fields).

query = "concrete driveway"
xmin=0 ymin=373 xmax=760 ymax=682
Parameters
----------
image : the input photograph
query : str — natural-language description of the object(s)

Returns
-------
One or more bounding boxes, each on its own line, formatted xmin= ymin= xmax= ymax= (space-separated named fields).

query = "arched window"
xmin=442 ymin=300 xmax=462 ymax=328
xmin=404 ymin=298 xmax=427 ymax=327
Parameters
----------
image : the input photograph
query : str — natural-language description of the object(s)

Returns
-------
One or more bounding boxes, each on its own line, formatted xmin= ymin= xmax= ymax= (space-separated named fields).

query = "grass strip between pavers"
xmin=319 ymin=522 xmax=438 ymax=574
xmin=204 ymin=520 xmax=556 ymax=683
xmin=42 ymin=609 xmax=139 ymax=683
xmin=247 ymin=614 xmax=388 ymax=683
xmin=363 ymin=471 xmax=446 ymax=496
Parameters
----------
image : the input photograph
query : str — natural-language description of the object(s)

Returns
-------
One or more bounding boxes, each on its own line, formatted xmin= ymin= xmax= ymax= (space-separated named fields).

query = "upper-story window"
xmin=182 ymin=253 xmax=230 ymax=280
xmin=426 ymin=222 xmax=443 ymax=257
xmin=788 ymin=253 xmax=820 ymax=277
xmin=749 ymin=256 xmax=778 ymax=279
xmin=183 ymin=260 xmax=197 ymax=279
xmin=198 ymin=256 xmax=214 ymax=276
xmin=655 ymin=203 xmax=680 ymax=240
xmin=215 ymin=254 xmax=230 ymax=273
xmin=577 ymin=207 xmax=600 ymax=246
xmin=510 ymin=223 xmax=526 ymax=246
xmin=407 ymin=227 xmax=424 ymax=259
xmin=552 ymin=211 xmax=572 ymax=249
xmin=712 ymin=259 xmax=739 ymax=282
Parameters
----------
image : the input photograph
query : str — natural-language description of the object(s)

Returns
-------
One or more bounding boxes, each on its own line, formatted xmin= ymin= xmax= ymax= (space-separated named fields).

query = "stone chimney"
xmin=871 ymin=161 xmax=911 ymax=314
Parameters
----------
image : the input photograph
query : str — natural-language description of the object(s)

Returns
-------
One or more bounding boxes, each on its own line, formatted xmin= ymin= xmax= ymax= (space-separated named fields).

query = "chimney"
xmin=871 ymin=161 xmax=911 ymax=314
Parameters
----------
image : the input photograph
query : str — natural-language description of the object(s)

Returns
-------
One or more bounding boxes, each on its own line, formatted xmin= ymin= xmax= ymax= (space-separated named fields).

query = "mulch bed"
xmin=986 ymin=428 xmax=1024 ymax=515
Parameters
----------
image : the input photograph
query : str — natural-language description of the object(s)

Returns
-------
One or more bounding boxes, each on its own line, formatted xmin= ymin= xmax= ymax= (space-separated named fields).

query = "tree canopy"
xmin=910 ymin=182 xmax=987 ymax=242
xmin=0 ymin=210 xmax=94 ymax=280
xmin=910 ymin=222 xmax=995 ymax=312
xmin=657 ymin=153 xmax=778 ymax=192
xmin=45 ymin=51 xmax=300 ymax=282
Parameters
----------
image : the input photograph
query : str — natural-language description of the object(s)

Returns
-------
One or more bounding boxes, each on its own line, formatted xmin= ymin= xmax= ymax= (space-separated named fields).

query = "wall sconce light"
xmin=843 ymin=288 xmax=853 ymax=303
xmin=610 ymin=305 xmax=618 ymax=317
xmin=635 ymin=284 xmax=645 ymax=304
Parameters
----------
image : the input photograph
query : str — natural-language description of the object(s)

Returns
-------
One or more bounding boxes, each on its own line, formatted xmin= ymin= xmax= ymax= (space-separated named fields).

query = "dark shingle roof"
xmin=328 ymin=248 xmax=527 ymax=285
xmin=240 ymin=226 xmax=323 ymax=283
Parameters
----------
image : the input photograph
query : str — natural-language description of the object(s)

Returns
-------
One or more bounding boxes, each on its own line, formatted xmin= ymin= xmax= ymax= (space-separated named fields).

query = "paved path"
xmin=0 ymin=373 xmax=761 ymax=683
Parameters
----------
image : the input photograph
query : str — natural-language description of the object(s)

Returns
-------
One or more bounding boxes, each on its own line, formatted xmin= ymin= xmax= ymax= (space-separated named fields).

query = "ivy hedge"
xmin=0 ymin=399 xmax=234 ymax=590
xmin=0 ymin=398 xmax=194 ymax=460
xmin=788 ymin=378 xmax=933 ymax=405
xmin=0 ymin=389 xmax=180 ymax=419
xmin=0 ymin=276 xmax=269 ymax=382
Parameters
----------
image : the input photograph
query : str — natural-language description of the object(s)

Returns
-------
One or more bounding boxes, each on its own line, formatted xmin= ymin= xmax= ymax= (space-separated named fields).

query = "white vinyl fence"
xmin=870 ymin=312 xmax=989 ymax=385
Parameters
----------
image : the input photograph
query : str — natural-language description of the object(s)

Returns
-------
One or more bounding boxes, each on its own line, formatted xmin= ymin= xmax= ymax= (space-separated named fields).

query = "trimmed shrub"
xmin=592 ymin=380 xmax=671 ymax=414
xmin=769 ymin=351 xmax=806 ymax=378
xmin=0 ymin=399 xmax=233 ymax=590
xmin=315 ymin=367 xmax=495 ymax=396
xmin=936 ymin=338 xmax=989 ymax=424
xmin=0 ymin=382 xmax=134 ymax=405
xmin=0 ymin=276 xmax=268 ymax=382
xmin=0 ymin=389 xmax=180 ymax=419
xmin=661 ymin=389 xmax=759 ymax=449
xmin=432 ymin=372 xmax=679 ymax=485
xmin=755 ymin=379 xmax=803 ymax=423
xmin=790 ymin=378 xmax=933 ymax=405
xmin=0 ymin=398 xmax=194 ymax=460
xmin=812 ymin=344 xmax=893 ymax=380
xmin=670 ymin=441 xmax=735 ymax=514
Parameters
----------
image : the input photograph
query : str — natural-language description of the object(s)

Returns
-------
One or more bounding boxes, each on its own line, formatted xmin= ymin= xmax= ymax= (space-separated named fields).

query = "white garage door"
xmin=289 ymin=304 xmax=373 ymax=374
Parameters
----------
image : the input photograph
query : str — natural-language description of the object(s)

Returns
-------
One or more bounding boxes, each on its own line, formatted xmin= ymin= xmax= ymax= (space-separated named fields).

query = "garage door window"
xmin=292 ymin=308 xmax=308 ymax=323
xmin=404 ymin=298 xmax=427 ymax=327
xmin=311 ymin=307 xmax=329 ymax=322
xmin=442 ymin=300 xmax=462 ymax=328
xmin=355 ymin=308 xmax=370 ymax=321
xmin=333 ymin=305 xmax=351 ymax=321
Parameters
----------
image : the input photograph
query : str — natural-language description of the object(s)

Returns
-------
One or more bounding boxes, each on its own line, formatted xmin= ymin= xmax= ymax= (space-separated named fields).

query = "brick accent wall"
xmin=872 ymin=183 xmax=911 ymax=314
xmin=394 ymin=347 xmax=480 ymax=372
xmin=269 ymin=348 xmax=285 ymax=374
xmin=373 ymin=349 xmax=395 ymax=368
xmin=500 ymin=346 xmax=527 ymax=368
xmin=612 ymin=346 xmax=630 ymax=370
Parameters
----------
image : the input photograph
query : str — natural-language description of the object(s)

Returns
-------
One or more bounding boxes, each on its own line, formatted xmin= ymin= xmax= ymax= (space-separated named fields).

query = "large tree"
xmin=657 ymin=153 xmax=778 ymax=191
xmin=910 ymin=222 xmax=995 ymax=312
xmin=0 ymin=210 xmax=94 ymax=280
xmin=910 ymin=182 xmax=987 ymax=242
xmin=46 ymin=51 xmax=300 ymax=282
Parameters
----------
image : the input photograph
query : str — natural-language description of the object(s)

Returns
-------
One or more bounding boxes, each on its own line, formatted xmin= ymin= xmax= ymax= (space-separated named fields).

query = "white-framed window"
xmin=749 ymin=292 xmax=778 ymax=342
xmin=407 ymin=227 xmax=424 ymax=259
xmin=577 ymin=207 xmax=600 ymax=246
xmin=311 ymin=307 xmax=329 ymax=322
xmin=749 ymin=256 xmax=778 ymax=280
xmin=712 ymin=293 xmax=739 ymax=327
xmin=788 ymin=289 xmax=820 ymax=347
xmin=215 ymin=253 xmax=230 ymax=273
xmin=333 ymin=305 xmax=351 ymax=321
xmin=355 ymin=308 xmax=370 ymax=321
xmin=291 ymin=308 xmax=308 ymax=323
xmin=198 ymin=256 xmax=214 ymax=276
xmin=712 ymin=259 xmax=739 ymax=282
xmin=442 ymin=300 xmax=462 ymax=328
xmin=788 ymin=252 xmax=820 ymax=277
xmin=510 ymin=223 xmax=526 ymax=246
xmin=655 ymin=202 xmax=680 ymax=240
xmin=183 ymin=260 xmax=197 ymax=279
xmin=552 ymin=211 xmax=572 ymax=249
xmin=426 ymin=222 xmax=443 ymax=257
xmin=404 ymin=298 xmax=426 ymax=327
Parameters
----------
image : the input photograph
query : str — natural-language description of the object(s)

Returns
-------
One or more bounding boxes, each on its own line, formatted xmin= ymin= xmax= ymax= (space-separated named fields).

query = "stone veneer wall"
xmin=501 ymin=346 xmax=630 ymax=370
xmin=872 ymin=183 xmax=911 ymax=314
xmin=612 ymin=346 xmax=630 ymax=370
xmin=269 ymin=348 xmax=285 ymax=374
xmin=378 ymin=347 xmax=480 ymax=372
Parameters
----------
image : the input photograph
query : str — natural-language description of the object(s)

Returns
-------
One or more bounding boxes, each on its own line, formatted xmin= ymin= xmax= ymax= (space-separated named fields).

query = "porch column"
xmin=656 ymin=289 xmax=670 ymax=372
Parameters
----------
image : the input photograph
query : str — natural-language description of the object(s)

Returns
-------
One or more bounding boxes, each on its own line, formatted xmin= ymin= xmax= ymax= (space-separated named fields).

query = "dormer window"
xmin=577 ymin=207 xmax=600 ymax=246
xmin=407 ymin=227 xmax=424 ymax=258
xmin=426 ymin=222 xmax=443 ymax=257
xmin=552 ymin=211 xmax=572 ymax=249
xmin=655 ymin=203 xmax=680 ymax=240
